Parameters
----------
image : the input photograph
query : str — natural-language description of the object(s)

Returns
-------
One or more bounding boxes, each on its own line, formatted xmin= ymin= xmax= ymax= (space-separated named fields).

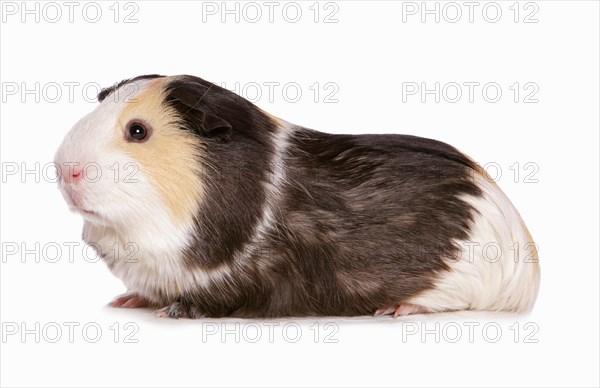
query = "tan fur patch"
xmin=522 ymin=220 xmax=540 ymax=265
xmin=260 ymin=109 xmax=284 ymax=128
xmin=473 ymin=162 xmax=496 ymax=183
xmin=113 ymin=78 xmax=205 ymax=227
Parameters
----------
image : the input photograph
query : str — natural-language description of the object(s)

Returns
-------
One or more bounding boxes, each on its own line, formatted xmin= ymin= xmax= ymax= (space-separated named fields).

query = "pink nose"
xmin=70 ymin=168 xmax=83 ymax=184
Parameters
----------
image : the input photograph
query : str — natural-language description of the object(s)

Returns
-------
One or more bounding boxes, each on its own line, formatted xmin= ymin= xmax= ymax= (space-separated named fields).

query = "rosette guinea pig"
xmin=55 ymin=74 xmax=540 ymax=318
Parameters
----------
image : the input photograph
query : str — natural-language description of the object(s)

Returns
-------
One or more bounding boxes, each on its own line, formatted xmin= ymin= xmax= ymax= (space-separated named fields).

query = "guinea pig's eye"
xmin=126 ymin=122 xmax=151 ymax=142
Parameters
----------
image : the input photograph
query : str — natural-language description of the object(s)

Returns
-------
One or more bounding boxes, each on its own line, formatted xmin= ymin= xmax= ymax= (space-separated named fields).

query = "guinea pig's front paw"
xmin=154 ymin=301 xmax=205 ymax=319
xmin=108 ymin=292 xmax=153 ymax=308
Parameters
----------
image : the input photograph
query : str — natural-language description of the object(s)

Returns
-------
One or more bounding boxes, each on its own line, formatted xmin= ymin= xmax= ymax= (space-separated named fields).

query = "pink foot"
xmin=108 ymin=293 xmax=152 ymax=308
xmin=374 ymin=303 xmax=428 ymax=318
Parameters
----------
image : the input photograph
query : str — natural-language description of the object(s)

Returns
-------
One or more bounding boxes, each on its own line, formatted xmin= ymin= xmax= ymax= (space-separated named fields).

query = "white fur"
xmin=407 ymin=174 xmax=540 ymax=313
xmin=55 ymin=80 xmax=202 ymax=303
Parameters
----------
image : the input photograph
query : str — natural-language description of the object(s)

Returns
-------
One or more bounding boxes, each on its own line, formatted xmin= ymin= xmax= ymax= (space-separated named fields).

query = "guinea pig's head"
xmin=54 ymin=75 xmax=237 ymax=239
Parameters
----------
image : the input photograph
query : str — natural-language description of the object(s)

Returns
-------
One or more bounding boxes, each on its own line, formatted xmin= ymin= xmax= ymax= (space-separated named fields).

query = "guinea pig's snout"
xmin=69 ymin=168 xmax=83 ymax=184
xmin=57 ymin=164 xmax=84 ymax=185
xmin=56 ymin=162 xmax=90 ymax=211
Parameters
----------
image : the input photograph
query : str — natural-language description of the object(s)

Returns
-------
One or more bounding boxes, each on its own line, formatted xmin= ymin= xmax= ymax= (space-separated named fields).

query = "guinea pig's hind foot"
xmin=374 ymin=304 xmax=428 ymax=318
xmin=154 ymin=301 xmax=205 ymax=319
xmin=108 ymin=292 xmax=152 ymax=308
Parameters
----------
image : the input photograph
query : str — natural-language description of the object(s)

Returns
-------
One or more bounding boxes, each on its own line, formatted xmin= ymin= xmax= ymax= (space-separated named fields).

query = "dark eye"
xmin=127 ymin=122 xmax=149 ymax=142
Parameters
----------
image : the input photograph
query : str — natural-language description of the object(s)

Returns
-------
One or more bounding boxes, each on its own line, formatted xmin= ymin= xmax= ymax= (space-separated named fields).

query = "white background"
xmin=1 ymin=1 xmax=598 ymax=387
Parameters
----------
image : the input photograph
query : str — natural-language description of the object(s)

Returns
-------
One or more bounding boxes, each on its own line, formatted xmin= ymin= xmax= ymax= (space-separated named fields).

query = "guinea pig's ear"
xmin=165 ymin=83 xmax=232 ymax=140
xmin=200 ymin=111 xmax=232 ymax=139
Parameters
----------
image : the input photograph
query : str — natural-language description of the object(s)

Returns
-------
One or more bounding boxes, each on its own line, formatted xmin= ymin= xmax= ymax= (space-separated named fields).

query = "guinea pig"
xmin=54 ymin=74 xmax=540 ymax=318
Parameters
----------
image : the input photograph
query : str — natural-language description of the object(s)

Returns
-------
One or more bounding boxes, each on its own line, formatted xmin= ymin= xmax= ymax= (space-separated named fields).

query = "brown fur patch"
xmin=336 ymin=271 xmax=382 ymax=296
xmin=113 ymin=78 xmax=205 ymax=227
